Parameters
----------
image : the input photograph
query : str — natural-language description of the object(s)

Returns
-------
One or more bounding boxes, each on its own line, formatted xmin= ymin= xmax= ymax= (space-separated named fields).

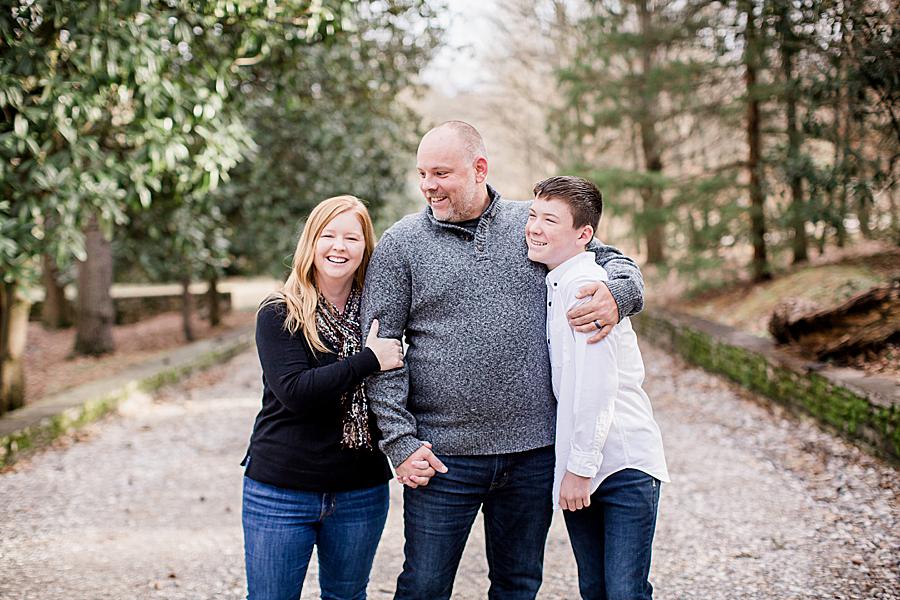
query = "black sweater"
xmin=243 ymin=302 xmax=392 ymax=492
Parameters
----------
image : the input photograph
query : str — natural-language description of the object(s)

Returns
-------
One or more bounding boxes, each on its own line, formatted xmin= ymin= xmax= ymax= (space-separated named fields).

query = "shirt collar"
xmin=546 ymin=251 xmax=594 ymax=288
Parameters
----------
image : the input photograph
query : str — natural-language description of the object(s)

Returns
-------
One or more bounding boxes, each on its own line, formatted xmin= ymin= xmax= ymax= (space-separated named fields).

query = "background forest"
xmin=1 ymin=0 xmax=897 ymax=414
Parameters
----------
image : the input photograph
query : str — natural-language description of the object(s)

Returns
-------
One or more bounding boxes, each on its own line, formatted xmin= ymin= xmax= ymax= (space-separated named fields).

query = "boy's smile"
xmin=526 ymin=196 xmax=594 ymax=270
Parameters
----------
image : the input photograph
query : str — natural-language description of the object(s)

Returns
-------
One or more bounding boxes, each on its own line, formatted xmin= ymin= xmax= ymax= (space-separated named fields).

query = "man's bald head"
xmin=416 ymin=120 xmax=490 ymax=222
xmin=422 ymin=121 xmax=487 ymax=163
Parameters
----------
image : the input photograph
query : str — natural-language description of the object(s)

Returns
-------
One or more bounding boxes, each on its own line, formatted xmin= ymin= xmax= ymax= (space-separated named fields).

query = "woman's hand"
xmin=365 ymin=319 xmax=404 ymax=370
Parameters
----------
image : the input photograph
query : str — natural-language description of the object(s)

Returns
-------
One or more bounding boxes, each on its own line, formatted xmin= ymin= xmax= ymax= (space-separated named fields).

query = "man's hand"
xmin=566 ymin=281 xmax=620 ymax=343
xmin=559 ymin=471 xmax=592 ymax=511
xmin=396 ymin=442 xmax=448 ymax=488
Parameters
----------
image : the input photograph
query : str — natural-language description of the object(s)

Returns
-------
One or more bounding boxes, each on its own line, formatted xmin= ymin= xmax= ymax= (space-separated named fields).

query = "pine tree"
xmin=551 ymin=0 xmax=721 ymax=266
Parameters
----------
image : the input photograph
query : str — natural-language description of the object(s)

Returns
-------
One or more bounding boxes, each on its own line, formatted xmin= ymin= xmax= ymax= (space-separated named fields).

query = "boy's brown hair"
xmin=532 ymin=176 xmax=603 ymax=231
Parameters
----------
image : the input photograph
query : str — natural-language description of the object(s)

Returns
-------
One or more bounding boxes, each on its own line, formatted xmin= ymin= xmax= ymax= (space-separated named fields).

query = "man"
xmin=361 ymin=121 xmax=644 ymax=600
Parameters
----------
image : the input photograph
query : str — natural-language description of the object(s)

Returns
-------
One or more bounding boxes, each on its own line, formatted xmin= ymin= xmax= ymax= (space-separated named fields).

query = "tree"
xmin=740 ymin=0 xmax=772 ymax=280
xmin=217 ymin=0 xmax=441 ymax=276
xmin=809 ymin=0 xmax=899 ymax=247
xmin=0 ymin=201 xmax=35 ymax=413
xmin=551 ymin=0 xmax=720 ymax=265
xmin=0 ymin=0 xmax=353 ymax=411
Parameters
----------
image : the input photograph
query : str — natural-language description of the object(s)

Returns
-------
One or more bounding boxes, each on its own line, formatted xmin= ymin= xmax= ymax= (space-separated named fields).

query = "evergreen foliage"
xmin=548 ymin=0 xmax=898 ymax=281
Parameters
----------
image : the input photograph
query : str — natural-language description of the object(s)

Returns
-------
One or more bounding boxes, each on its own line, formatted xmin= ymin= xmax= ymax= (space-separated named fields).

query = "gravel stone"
xmin=1 ymin=344 xmax=897 ymax=599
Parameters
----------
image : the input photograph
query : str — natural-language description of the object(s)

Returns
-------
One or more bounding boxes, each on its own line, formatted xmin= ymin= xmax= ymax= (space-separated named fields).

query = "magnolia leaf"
xmin=138 ymin=186 xmax=152 ymax=208
xmin=13 ymin=114 xmax=28 ymax=137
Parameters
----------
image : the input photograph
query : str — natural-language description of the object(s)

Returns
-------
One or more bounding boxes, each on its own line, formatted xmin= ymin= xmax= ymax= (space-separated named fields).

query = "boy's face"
xmin=525 ymin=196 xmax=593 ymax=270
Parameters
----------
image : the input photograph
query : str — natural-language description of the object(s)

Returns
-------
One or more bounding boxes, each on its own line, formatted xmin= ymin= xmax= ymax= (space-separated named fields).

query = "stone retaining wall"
xmin=634 ymin=309 xmax=899 ymax=462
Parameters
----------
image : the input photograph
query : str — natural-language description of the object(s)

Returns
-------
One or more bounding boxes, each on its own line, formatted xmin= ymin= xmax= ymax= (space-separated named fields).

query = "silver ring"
xmin=593 ymin=320 xmax=603 ymax=330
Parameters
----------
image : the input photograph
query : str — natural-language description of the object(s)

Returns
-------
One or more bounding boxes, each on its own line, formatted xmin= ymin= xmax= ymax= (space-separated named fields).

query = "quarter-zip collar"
xmin=424 ymin=184 xmax=502 ymax=239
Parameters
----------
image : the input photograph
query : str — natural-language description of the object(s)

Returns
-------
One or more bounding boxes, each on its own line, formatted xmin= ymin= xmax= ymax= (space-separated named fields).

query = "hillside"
xmin=671 ymin=248 xmax=899 ymax=376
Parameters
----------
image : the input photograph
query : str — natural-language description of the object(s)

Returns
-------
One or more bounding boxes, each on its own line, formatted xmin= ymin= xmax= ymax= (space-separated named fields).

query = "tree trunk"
xmin=891 ymin=182 xmax=900 ymax=246
xmin=206 ymin=274 xmax=221 ymax=327
xmin=858 ymin=194 xmax=872 ymax=238
xmin=642 ymin=188 xmax=666 ymax=264
xmin=826 ymin=79 xmax=842 ymax=249
xmin=687 ymin=211 xmax=703 ymax=251
xmin=777 ymin=5 xmax=808 ymax=264
xmin=833 ymin=21 xmax=848 ymax=248
xmin=842 ymin=4 xmax=871 ymax=241
xmin=0 ymin=281 xmax=30 ymax=414
xmin=41 ymin=252 xmax=72 ymax=329
xmin=181 ymin=276 xmax=195 ymax=342
xmin=889 ymin=185 xmax=900 ymax=246
xmin=637 ymin=0 xmax=665 ymax=265
xmin=74 ymin=213 xmax=115 ymax=356
xmin=743 ymin=0 xmax=770 ymax=281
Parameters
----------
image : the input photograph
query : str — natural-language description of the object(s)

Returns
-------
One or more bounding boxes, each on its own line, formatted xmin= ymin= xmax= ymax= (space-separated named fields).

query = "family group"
xmin=241 ymin=121 xmax=669 ymax=600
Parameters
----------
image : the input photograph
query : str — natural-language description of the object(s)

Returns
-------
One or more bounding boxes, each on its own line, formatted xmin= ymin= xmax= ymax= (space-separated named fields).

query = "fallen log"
xmin=769 ymin=280 xmax=900 ymax=360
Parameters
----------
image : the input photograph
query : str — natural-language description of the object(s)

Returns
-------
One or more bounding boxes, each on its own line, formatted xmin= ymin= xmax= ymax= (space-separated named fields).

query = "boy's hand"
xmin=560 ymin=471 xmax=592 ymax=511
xmin=567 ymin=281 xmax=618 ymax=343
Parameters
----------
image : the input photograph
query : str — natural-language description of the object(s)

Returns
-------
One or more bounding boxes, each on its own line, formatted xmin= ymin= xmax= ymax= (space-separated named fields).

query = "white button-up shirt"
xmin=546 ymin=251 xmax=670 ymax=510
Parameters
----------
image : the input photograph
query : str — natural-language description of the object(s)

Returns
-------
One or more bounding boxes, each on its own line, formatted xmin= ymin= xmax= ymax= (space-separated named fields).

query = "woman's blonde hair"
xmin=262 ymin=195 xmax=376 ymax=353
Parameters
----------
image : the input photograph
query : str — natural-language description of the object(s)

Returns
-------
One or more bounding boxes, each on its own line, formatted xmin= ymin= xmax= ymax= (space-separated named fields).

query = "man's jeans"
xmin=562 ymin=468 xmax=661 ymax=600
xmin=395 ymin=445 xmax=555 ymax=600
xmin=242 ymin=476 xmax=389 ymax=600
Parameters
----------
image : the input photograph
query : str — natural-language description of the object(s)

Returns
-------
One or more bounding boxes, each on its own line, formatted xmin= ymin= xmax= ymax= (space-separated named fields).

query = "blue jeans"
xmin=562 ymin=468 xmax=661 ymax=600
xmin=395 ymin=445 xmax=555 ymax=600
xmin=242 ymin=476 xmax=389 ymax=600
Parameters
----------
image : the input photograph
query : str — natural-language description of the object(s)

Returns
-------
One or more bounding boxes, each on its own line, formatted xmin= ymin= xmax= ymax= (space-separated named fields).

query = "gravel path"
xmin=1 ymin=344 xmax=897 ymax=600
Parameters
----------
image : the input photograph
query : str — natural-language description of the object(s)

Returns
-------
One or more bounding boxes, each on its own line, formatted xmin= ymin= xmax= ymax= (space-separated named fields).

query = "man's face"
xmin=416 ymin=130 xmax=486 ymax=222
xmin=525 ymin=196 xmax=591 ymax=270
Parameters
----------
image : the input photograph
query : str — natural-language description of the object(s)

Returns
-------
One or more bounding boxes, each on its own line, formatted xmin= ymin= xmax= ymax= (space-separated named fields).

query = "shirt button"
xmin=548 ymin=301 xmax=552 ymax=306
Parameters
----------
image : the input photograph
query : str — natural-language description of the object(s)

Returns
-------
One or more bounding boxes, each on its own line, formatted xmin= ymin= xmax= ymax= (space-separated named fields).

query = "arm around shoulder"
xmin=586 ymin=240 xmax=645 ymax=318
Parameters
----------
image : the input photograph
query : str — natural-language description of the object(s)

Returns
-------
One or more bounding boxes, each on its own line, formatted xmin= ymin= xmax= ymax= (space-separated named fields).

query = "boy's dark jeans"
xmin=562 ymin=468 xmax=661 ymax=600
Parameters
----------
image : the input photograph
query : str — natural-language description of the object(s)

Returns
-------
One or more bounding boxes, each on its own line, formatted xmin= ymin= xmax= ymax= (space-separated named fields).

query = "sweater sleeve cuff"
xmin=354 ymin=347 xmax=382 ymax=376
xmin=605 ymin=279 xmax=642 ymax=320
xmin=383 ymin=435 xmax=425 ymax=469
xmin=567 ymin=451 xmax=602 ymax=479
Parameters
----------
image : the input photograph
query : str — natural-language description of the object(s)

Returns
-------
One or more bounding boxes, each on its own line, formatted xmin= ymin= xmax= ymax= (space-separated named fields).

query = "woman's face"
xmin=313 ymin=211 xmax=366 ymax=287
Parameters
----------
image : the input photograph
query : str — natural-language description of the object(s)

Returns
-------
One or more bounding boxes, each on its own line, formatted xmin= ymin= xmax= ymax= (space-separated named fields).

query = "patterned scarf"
xmin=315 ymin=285 xmax=373 ymax=450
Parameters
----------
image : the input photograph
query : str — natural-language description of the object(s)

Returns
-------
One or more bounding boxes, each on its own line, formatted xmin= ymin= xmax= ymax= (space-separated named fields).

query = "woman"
xmin=241 ymin=195 xmax=404 ymax=600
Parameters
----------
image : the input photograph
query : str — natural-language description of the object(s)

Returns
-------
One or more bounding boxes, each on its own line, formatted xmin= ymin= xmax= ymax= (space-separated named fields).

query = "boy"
xmin=525 ymin=176 xmax=670 ymax=600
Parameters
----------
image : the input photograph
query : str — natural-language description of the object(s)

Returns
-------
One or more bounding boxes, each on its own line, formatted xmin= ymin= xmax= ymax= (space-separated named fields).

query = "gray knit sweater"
xmin=361 ymin=186 xmax=644 ymax=467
